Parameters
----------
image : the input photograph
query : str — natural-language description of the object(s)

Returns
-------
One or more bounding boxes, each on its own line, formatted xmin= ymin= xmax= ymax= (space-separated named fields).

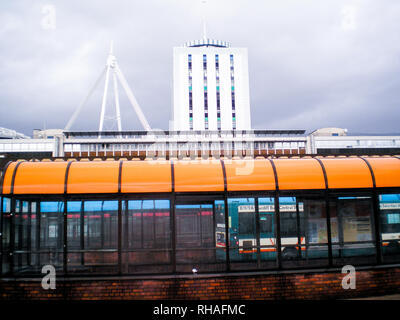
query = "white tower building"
xmin=172 ymin=38 xmax=251 ymax=131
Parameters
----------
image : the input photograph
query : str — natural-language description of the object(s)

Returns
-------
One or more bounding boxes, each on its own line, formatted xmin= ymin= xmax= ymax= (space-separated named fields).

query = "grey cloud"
xmin=0 ymin=0 xmax=400 ymax=136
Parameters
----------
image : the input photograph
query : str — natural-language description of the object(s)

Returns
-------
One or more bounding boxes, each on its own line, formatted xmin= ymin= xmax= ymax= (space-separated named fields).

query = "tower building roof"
xmin=183 ymin=38 xmax=230 ymax=48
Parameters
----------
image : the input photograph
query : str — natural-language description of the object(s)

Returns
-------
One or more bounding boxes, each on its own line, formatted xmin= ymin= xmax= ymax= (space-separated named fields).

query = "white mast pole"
xmin=98 ymin=64 xmax=110 ymax=133
xmin=98 ymin=42 xmax=114 ymax=138
xmin=65 ymin=41 xmax=151 ymax=134
xmin=109 ymin=41 xmax=122 ymax=133
xmin=64 ymin=66 xmax=107 ymax=131
xmin=115 ymin=65 xmax=151 ymax=131
xmin=113 ymin=69 xmax=122 ymax=132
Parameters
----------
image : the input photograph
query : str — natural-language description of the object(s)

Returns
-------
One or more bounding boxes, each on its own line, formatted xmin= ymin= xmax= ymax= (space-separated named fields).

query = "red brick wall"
xmin=1 ymin=267 xmax=400 ymax=300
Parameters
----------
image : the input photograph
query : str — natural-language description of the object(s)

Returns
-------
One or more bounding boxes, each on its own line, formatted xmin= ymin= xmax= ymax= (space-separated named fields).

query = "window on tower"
xmin=188 ymin=54 xmax=193 ymax=130
xmin=215 ymin=54 xmax=221 ymax=131
xmin=230 ymin=54 xmax=236 ymax=130
xmin=203 ymin=54 xmax=208 ymax=130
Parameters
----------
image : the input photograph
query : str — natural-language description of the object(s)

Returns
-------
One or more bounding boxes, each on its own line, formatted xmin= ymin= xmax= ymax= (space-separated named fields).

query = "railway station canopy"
xmin=2 ymin=156 xmax=400 ymax=194
xmin=1 ymin=156 xmax=400 ymax=277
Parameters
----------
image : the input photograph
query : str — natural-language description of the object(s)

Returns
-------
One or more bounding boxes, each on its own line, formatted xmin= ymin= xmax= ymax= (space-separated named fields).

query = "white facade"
xmin=172 ymin=40 xmax=251 ymax=131
xmin=307 ymin=135 xmax=400 ymax=153
xmin=2 ymin=128 xmax=400 ymax=159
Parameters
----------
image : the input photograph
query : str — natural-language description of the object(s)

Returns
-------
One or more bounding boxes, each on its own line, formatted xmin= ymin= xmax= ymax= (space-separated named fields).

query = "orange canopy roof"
xmin=224 ymin=159 xmax=275 ymax=191
xmin=174 ymin=160 xmax=224 ymax=192
xmin=1 ymin=157 xmax=400 ymax=195
xmin=273 ymin=158 xmax=325 ymax=190
xmin=14 ymin=161 xmax=69 ymax=194
xmin=364 ymin=157 xmax=400 ymax=188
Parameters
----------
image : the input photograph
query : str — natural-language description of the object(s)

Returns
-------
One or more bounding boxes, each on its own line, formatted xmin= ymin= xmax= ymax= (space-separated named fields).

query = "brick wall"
xmin=1 ymin=266 xmax=400 ymax=300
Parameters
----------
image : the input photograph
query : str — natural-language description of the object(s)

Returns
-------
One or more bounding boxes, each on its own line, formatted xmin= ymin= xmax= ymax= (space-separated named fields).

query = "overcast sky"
xmin=1 ymin=0 xmax=400 ymax=136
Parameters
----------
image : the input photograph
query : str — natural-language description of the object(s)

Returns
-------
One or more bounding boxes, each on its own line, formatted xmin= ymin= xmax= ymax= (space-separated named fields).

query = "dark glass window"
xmin=66 ymin=201 xmax=83 ymax=272
xmin=84 ymin=201 xmax=117 ymax=249
xmin=230 ymin=55 xmax=236 ymax=128
xmin=188 ymin=54 xmax=193 ymax=129
xmin=280 ymin=212 xmax=299 ymax=237
xmin=176 ymin=204 xmax=213 ymax=248
xmin=239 ymin=212 xmax=255 ymax=235
xmin=258 ymin=197 xmax=276 ymax=266
xmin=175 ymin=201 xmax=226 ymax=273
xmin=39 ymin=201 xmax=64 ymax=270
xmin=379 ymin=194 xmax=400 ymax=263
xmin=76 ymin=200 xmax=119 ymax=273
xmin=260 ymin=214 xmax=273 ymax=234
xmin=228 ymin=198 xmax=257 ymax=269
xmin=125 ymin=200 xmax=171 ymax=249
xmin=120 ymin=199 xmax=171 ymax=274
xmin=1 ymin=197 xmax=11 ymax=275
xmin=215 ymin=54 xmax=221 ymax=127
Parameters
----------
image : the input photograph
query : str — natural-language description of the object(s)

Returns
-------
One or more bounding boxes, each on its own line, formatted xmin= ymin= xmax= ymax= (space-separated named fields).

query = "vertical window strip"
xmin=230 ymin=54 xmax=236 ymax=130
xmin=216 ymin=54 xmax=221 ymax=130
xmin=188 ymin=54 xmax=193 ymax=130
xmin=203 ymin=54 xmax=208 ymax=130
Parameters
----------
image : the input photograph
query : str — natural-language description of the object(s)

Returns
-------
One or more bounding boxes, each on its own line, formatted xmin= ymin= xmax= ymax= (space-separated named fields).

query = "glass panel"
xmin=66 ymin=201 xmax=83 ymax=273
xmin=228 ymin=198 xmax=257 ymax=270
xmin=379 ymin=194 xmax=400 ymax=263
xmin=330 ymin=197 xmax=376 ymax=265
xmin=82 ymin=200 xmax=118 ymax=274
xmin=13 ymin=201 xmax=30 ymax=274
xmin=122 ymin=200 xmax=172 ymax=274
xmin=1 ymin=198 xmax=11 ymax=275
xmin=39 ymin=201 xmax=64 ymax=272
xmin=2 ymin=197 xmax=11 ymax=212
xmin=175 ymin=200 xmax=226 ymax=273
xmin=280 ymin=197 xmax=329 ymax=268
xmin=280 ymin=197 xmax=301 ymax=265
xmin=30 ymin=202 xmax=38 ymax=272
xmin=302 ymin=199 xmax=329 ymax=265
xmin=258 ymin=197 xmax=277 ymax=269
xmin=214 ymin=200 xmax=226 ymax=268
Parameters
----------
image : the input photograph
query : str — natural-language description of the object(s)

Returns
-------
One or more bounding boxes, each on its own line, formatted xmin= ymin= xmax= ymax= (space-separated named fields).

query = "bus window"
xmin=258 ymin=197 xmax=276 ymax=267
xmin=228 ymin=198 xmax=257 ymax=270
xmin=279 ymin=197 xmax=301 ymax=237
xmin=239 ymin=211 xmax=255 ymax=235
xmin=279 ymin=197 xmax=302 ymax=261
xmin=259 ymin=215 xmax=273 ymax=234
xmin=215 ymin=200 xmax=226 ymax=250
